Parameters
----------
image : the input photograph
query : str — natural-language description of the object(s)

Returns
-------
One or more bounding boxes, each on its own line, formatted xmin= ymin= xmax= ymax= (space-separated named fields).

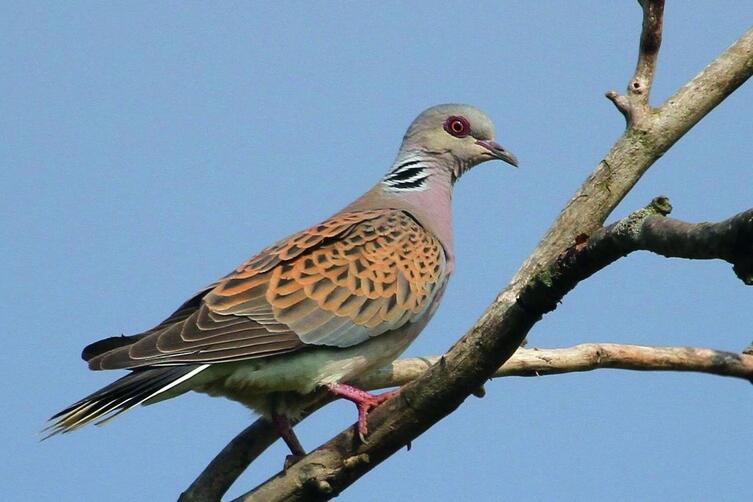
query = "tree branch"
xmin=531 ymin=197 xmax=753 ymax=311
xmin=606 ymin=0 xmax=664 ymax=124
xmin=626 ymin=203 xmax=753 ymax=284
xmin=359 ymin=344 xmax=753 ymax=386
xmin=185 ymin=3 xmax=753 ymax=500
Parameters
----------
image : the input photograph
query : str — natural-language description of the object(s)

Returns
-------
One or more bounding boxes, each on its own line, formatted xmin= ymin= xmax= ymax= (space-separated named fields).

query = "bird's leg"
xmin=271 ymin=414 xmax=306 ymax=467
xmin=325 ymin=383 xmax=400 ymax=441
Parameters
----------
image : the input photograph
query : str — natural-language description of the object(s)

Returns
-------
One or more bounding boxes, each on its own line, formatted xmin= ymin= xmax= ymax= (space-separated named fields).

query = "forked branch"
xmin=527 ymin=197 xmax=753 ymax=314
xmin=606 ymin=0 xmax=665 ymax=124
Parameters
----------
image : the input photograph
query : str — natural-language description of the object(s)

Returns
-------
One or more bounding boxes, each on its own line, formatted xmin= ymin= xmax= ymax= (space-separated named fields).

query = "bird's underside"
xmin=47 ymin=209 xmax=447 ymax=437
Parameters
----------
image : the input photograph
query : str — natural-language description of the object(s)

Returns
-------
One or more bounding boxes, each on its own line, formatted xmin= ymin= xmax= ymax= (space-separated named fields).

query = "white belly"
xmin=194 ymin=324 xmax=421 ymax=418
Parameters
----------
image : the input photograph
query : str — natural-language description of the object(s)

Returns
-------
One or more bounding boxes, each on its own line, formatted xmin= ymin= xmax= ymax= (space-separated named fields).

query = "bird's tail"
xmin=44 ymin=364 xmax=209 ymax=438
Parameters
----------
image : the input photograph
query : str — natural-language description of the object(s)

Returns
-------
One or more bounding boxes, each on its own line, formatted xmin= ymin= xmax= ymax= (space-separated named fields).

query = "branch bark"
xmin=183 ymin=2 xmax=753 ymax=500
xmin=359 ymin=344 xmax=753 ymax=386
xmin=606 ymin=0 xmax=664 ymax=124
xmin=613 ymin=201 xmax=753 ymax=284
xmin=530 ymin=197 xmax=753 ymax=310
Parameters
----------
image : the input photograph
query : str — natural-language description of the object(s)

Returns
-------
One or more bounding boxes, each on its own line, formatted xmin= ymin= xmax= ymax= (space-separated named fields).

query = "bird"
xmin=46 ymin=104 xmax=518 ymax=457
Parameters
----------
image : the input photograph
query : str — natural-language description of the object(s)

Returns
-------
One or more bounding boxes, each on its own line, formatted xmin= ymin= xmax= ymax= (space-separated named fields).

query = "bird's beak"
xmin=475 ymin=140 xmax=519 ymax=167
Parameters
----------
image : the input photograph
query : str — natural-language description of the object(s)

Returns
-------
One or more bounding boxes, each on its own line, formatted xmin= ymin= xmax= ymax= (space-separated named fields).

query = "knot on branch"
xmin=614 ymin=195 xmax=672 ymax=239
xmin=343 ymin=453 xmax=370 ymax=469
xmin=606 ymin=0 xmax=664 ymax=127
xmin=731 ymin=215 xmax=753 ymax=285
xmin=605 ymin=88 xmax=652 ymax=127
xmin=307 ymin=478 xmax=333 ymax=495
xmin=649 ymin=196 xmax=673 ymax=215
xmin=606 ymin=90 xmax=632 ymax=123
xmin=631 ymin=79 xmax=646 ymax=95
xmin=732 ymin=257 xmax=753 ymax=285
xmin=471 ymin=385 xmax=486 ymax=398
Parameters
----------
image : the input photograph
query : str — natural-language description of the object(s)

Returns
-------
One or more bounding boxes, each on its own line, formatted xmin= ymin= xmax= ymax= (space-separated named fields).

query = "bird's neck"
xmin=345 ymin=151 xmax=457 ymax=265
xmin=379 ymin=150 xmax=475 ymax=189
xmin=379 ymin=152 xmax=436 ymax=192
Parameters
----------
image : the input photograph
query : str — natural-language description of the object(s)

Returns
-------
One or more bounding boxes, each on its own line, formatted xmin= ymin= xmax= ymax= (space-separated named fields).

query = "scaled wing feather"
xmin=87 ymin=210 xmax=446 ymax=370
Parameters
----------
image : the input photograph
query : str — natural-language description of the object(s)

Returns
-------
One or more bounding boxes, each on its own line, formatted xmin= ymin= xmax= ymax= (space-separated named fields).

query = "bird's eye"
xmin=444 ymin=116 xmax=470 ymax=138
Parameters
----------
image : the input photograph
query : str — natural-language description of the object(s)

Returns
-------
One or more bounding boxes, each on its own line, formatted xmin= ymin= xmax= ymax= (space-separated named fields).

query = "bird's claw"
xmin=325 ymin=384 xmax=400 ymax=442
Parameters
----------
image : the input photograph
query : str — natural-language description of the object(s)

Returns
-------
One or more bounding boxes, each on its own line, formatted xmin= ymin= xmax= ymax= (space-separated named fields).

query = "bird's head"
xmin=398 ymin=104 xmax=518 ymax=181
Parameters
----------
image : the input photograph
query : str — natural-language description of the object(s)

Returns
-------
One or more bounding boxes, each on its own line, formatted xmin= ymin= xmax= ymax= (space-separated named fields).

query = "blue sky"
xmin=3 ymin=2 xmax=753 ymax=500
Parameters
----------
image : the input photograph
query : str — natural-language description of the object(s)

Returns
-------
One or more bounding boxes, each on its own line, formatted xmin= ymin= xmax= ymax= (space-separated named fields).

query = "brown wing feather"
xmin=87 ymin=210 xmax=447 ymax=370
xmin=81 ymin=286 xmax=214 ymax=362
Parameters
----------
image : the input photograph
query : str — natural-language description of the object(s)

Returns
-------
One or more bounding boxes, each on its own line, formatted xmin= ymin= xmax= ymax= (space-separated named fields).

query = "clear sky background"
xmin=3 ymin=2 xmax=753 ymax=500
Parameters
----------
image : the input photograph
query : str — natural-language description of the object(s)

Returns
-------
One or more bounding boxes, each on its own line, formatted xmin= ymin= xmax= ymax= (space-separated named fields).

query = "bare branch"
xmin=655 ymin=26 xmax=753 ymax=146
xmin=536 ymin=197 xmax=753 ymax=307
xmin=606 ymin=0 xmax=665 ymax=125
xmin=605 ymin=90 xmax=632 ymax=121
xmin=633 ymin=0 xmax=664 ymax=103
xmin=359 ymin=344 xmax=753 ymax=387
xmin=634 ymin=206 xmax=753 ymax=284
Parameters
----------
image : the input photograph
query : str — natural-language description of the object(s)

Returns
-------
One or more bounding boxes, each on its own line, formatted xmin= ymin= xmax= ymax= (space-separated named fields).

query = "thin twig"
xmin=633 ymin=0 xmax=664 ymax=102
xmin=606 ymin=0 xmax=665 ymax=125
xmin=359 ymin=344 xmax=753 ymax=387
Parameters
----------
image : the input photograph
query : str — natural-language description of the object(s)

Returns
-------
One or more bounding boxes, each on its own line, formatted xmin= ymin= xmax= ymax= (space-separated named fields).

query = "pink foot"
xmin=272 ymin=414 xmax=306 ymax=465
xmin=325 ymin=383 xmax=400 ymax=441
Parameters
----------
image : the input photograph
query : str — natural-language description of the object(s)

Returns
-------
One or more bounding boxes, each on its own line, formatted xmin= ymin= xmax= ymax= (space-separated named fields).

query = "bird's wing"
xmin=87 ymin=209 xmax=447 ymax=370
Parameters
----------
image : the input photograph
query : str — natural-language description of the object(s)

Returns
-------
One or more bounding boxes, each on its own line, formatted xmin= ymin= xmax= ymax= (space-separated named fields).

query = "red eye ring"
xmin=444 ymin=116 xmax=470 ymax=138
